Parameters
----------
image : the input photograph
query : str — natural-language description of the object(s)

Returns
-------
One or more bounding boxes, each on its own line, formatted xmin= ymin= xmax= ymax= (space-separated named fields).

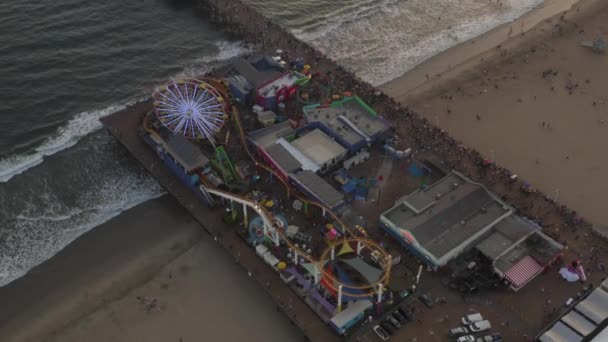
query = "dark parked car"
xmin=418 ymin=293 xmax=434 ymax=308
xmin=398 ymin=305 xmax=414 ymax=321
xmin=392 ymin=311 xmax=407 ymax=324
xmin=386 ymin=316 xmax=401 ymax=329
xmin=381 ymin=322 xmax=396 ymax=335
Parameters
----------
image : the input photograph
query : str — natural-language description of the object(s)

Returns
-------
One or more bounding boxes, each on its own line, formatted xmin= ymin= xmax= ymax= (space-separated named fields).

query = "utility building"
xmin=302 ymin=96 xmax=391 ymax=153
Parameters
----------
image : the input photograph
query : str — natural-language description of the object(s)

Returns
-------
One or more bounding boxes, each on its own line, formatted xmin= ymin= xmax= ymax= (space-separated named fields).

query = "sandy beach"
xmin=381 ymin=0 xmax=598 ymax=98
xmin=0 ymin=195 xmax=303 ymax=342
xmin=2 ymin=0 xmax=607 ymax=341
xmin=383 ymin=0 xmax=608 ymax=224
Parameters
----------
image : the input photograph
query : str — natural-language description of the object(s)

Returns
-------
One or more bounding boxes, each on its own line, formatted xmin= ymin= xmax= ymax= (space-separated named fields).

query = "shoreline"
xmin=0 ymin=195 xmax=304 ymax=342
xmin=0 ymin=0 xmax=598 ymax=337
xmin=0 ymin=195 xmax=202 ymax=341
xmin=380 ymin=0 xmax=602 ymax=100
xmin=384 ymin=0 xmax=608 ymax=224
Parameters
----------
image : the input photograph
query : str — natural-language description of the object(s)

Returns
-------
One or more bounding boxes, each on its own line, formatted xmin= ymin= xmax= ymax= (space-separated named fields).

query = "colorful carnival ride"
xmin=142 ymin=72 xmax=392 ymax=336
xmin=153 ymin=79 xmax=228 ymax=146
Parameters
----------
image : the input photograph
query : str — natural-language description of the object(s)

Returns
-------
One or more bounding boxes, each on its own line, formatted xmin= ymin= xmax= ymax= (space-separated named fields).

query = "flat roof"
xmin=277 ymin=138 xmax=319 ymax=172
xmin=228 ymin=57 xmax=282 ymax=87
xmin=290 ymin=170 xmax=344 ymax=209
xmin=476 ymin=216 xmax=540 ymax=262
xmin=164 ymin=134 xmax=209 ymax=172
xmin=303 ymin=97 xmax=390 ymax=145
xmin=330 ymin=299 xmax=372 ymax=327
xmin=493 ymin=230 xmax=563 ymax=274
xmin=539 ymin=321 xmax=583 ymax=342
xmin=476 ymin=231 xmax=515 ymax=261
xmin=575 ymin=288 xmax=608 ymax=324
xmin=291 ymin=129 xmax=346 ymax=168
xmin=602 ymin=277 xmax=608 ymax=292
xmin=381 ymin=172 xmax=511 ymax=262
xmin=591 ymin=325 xmax=608 ymax=341
xmin=538 ymin=284 xmax=608 ymax=341
xmin=265 ymin=143 xmax=302 ymax=173
xmin=248 ymin=121 xmax=294 ymax=149
xmin=400 ymin=173 xmax=465 ymax=213
xmin=561 ymin=311 xmax=596 ymax=336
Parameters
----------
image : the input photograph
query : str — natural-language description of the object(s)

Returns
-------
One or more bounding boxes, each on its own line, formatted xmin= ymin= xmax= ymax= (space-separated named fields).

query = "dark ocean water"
xmin=0 ymin=0 xmax=249 ymax=285
xmin=0 ymin=0 xmax=541 ymax=285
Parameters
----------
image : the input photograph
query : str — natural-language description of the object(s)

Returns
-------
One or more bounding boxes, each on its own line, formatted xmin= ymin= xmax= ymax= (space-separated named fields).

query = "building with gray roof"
xmin=380 ymin=170 xmax=563 ymax=288
xmin=302 ymin=96 xmax=391 ymax=153
xmin=576 ymin=288 xmax=608 ymax=324
xmin=164 ymin=134 xmax=209 ymax=172
xmin=248 ymin=121 xmax=295 ymax=149
xmin=540 ymin=321 xmax=584 ymax=342
xmin=475 ymin=216 xmax=563 ymax=290
xmin=226 ymin=56 xmax=283 ymax=104
xmin=380 ymin=171 xmax=512 ymax=268
xmin=290 ymin=129 xmax=347 ymax=173
xmin=290 ymin=170 xmax=344 ymax=210
xmin=265 ymin=143 xmax=302 ymax=175
xmin=538 ymin=279 xmax=608 ymax=341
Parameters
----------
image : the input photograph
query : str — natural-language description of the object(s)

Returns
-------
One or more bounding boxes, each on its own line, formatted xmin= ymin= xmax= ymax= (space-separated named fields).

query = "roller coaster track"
xmin=146 ymin=77 xmax=392 ymax=297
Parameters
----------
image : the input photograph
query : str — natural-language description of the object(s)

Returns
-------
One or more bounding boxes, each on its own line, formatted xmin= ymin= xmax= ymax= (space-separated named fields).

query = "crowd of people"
xmin=201 ymin=0 xmax=589 ymax=246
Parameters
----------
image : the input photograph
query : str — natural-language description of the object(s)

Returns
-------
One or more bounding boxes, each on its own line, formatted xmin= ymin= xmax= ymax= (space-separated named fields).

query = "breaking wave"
xmin=0 ymin=172 xmax=165 ymax=286
xmin=0 ymin=103 xmax=132 ymax=183
xmin=285 ymin=0 xmax=544 ymax=86
xmin=0 ymin=40 xmax=249 ymax=183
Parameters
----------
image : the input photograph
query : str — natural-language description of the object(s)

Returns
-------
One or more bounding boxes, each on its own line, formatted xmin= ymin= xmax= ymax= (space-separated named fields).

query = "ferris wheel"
xmin=153 ymin=79 xmax=228 ymax=145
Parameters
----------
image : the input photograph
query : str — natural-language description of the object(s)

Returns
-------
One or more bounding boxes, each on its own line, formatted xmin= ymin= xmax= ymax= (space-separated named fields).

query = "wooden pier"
xmin=101 ymin=102 xmax=340 ymax=342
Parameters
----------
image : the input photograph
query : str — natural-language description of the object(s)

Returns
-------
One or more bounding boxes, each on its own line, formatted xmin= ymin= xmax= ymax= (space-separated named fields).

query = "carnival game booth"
xmin=256 ymin=71 xmax=308 ymax=110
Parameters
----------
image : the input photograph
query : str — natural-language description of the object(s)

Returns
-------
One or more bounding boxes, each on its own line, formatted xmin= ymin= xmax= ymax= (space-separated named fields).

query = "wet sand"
xmin=0 ymin=195 xmax=303 ymax=342
xmin=382 ymin=0 xmax=598 ymax=98
xmin=3 ymin=1 xmax=607 ymax=340
xmin=383 ymin=0 xmax=608 ymax=224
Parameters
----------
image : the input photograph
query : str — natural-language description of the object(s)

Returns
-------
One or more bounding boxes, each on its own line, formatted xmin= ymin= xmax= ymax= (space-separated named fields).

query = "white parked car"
xmin=457 ymin=335 xmax=476 ymax=342
xmin=461 ymin=313 xmax=483 ymax=325
xmin=476 ymin=333 xmax=503 ymax=342
xmin=449 ymin=326 xmax=469 ymax=336
xmin=373 ymin=325 xmax=390 ymax=341
xmin=469 ymin=320 xmax=492 ymax=332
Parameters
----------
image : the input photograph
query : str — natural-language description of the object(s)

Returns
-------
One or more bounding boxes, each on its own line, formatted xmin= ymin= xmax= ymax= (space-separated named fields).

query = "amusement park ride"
xmin=145 ymin=73 xmax=393 ymax=326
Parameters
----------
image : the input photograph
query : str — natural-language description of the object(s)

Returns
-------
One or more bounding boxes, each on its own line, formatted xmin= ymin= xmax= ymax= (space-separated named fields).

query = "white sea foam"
xmin=174 ymin=40 xmax=252 ymax=80
xmin=290 ymin=0 xmax=544 ymax=86
xmin=0 ymin=172 xmax=165 ymax=286
xmin=0 ymin=40 xmax=250 ymax=183
xmin=0 ymin=39 xmax=251 ymax=286
xmin=0 ymin=103 xmax=132 ymax=183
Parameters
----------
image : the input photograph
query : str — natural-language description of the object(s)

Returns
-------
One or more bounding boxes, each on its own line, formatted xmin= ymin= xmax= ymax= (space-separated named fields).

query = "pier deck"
xmin=101 ymin=102 xmax=340 ymax=342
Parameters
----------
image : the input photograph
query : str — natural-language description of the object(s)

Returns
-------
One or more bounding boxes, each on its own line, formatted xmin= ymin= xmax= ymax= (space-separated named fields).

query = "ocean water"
xmin=0 ymin=0 xmax=249 ymax=285
xmin=246 ymin=0 xmax=544 ymax=86
xmin=0 ymin=0 xmax=542 ymax=286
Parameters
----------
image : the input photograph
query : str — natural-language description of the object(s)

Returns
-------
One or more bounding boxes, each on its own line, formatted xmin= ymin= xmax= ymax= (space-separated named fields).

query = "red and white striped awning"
xmin=504 ymin=256 xmax=543 ymax=290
